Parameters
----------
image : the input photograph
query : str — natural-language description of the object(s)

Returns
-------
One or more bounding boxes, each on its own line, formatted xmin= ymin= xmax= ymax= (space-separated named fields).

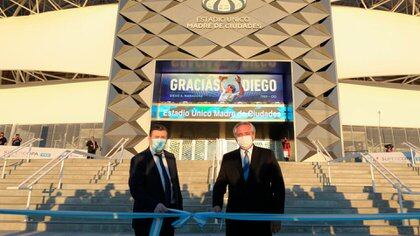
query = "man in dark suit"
xmin=213 ymin=122 xmax=285 ymax=236
xmin=129 ymin=124 xmax=183 ymax=236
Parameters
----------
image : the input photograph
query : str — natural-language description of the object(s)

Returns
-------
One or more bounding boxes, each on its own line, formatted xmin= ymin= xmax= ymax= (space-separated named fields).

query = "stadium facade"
xmin=0 ymin=0 xmax=419 ymax=162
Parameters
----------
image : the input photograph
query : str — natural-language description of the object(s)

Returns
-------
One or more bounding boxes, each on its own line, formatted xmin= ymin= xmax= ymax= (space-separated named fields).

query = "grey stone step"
xmin=0 ymin=178 xmax=209 ymax=185
xmin=1 ymin=205 xmax=418 ymax=215
xmin=3 ymin=183 xmax=419 ymax=193
xmin=0 ymin=215 xmax=418 ymax=228
xmin=1 ymin=160 xmax=419 ymax=234
xmin=0 ymin=220 xmax=418 ymax=235
xmin=0 ymin=189 xmax=211 ymax=198
xmin=2 ymin=190 xmax=420 ymax=201
xmin=1 ymin=177 xmax=419 ymax=187
xmin=5 ymin=169 xmax=417 ymax=180
xmin=1 ymin=195 xmax=420 ymax=208
xmin=0 ymin=201 xmax=419 ymax=214
xmin=2 ymin=183 xmax=417 ymax=193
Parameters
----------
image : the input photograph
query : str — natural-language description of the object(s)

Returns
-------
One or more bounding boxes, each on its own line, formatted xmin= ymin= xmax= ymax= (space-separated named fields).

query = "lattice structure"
xmin=166 ymin=139 xmax=282 ymax=160
xmin=332 ymin=0 xmax=420 ymax=16
xmin=0 ymin=70 xmax=105 ymax=86
xmin=167 ymin=139 xmax=181 ymax=159
xmin=0 ymin=0 xmax=118 ymax=17
xmin=0 ymin=1 xmax=417 ymax=87
xmin=180 ymin=140 xmax=193 ymax=161
xmin=341 ymin=74 xmax=420 ymax=86
xmin=193 ymin=140 xmax=206 ymax=160
xmin=102 ymin=0 xmax=343 ymax=161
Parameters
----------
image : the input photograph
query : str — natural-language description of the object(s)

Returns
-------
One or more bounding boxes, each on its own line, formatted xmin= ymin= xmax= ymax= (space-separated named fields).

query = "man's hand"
xmin=213 ymin=206 xmax=222 ymax=212
xmin=271 ymin=222 xmax=281 ymax=233
xmin=235 ymin=75 xmax=241 ymax=83
xmin=154 ymin=203 xmax=168 ymax=213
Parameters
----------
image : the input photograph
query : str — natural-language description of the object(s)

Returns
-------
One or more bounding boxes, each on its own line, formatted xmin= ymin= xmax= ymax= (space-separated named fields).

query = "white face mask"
xmin=151 ymin=138 xmax=167 ymax=153
xmin=236 ymin=135 xmax=254 ymax=149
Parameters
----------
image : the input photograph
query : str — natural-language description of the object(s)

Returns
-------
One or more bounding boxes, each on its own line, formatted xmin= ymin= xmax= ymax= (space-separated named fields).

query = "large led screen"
xmin=151 ymin=61 xmax=293 ymax=122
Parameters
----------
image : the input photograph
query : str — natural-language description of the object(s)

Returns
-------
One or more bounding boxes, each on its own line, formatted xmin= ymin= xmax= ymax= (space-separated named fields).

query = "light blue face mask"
xmin=151 ymin=138 xmax=167 ymax=153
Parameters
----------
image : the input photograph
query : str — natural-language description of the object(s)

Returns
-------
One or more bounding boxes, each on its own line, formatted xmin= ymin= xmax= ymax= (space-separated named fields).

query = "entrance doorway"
xmin=152 ymin=121 xmax=295 ymax=161
xmin=151 ymin=60 xmax=295 ymax=161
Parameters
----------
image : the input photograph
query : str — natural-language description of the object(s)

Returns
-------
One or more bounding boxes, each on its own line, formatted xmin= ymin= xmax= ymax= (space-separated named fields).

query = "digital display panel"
xmin=158 ymin=73 xmax=284 ymax=104
xmin=152 ymin=61 xmax=293 ymax=122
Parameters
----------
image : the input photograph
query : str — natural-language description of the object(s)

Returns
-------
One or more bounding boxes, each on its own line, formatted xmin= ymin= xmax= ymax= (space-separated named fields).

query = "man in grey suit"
xmin=213 ymin=122 xmax=286 ymax=236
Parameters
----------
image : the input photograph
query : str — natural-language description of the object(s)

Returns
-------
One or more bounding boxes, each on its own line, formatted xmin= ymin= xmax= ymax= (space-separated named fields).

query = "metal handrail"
xmin=362 ymin=153 xmax=410 ymax=191
xmin=311 ymin=139 xmax=333 ymax=184
xmin=209 ymin=139 xmax=222 ymax=191
xmin=311 ymin=140 xmax=333 ymax=161
xmin=106 ymin=138 xmax=129 ymax=180
xmin=403 ymin=142 xmax=419 ymax=166
xmin=330 ymin=152 xmax=420 ymax=225
xmin=0 ymin=138 xmax=43 ymax=179
xmin=6 ymin=149 xmax=91 ymax=220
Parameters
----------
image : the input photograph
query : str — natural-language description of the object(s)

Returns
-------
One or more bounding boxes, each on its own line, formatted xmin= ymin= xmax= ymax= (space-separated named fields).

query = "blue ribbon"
xmin=0 ymin=208 xmax=188 ymax=236
xmin=0 ymin=208 xmax=419 ymax=236
xmin=192 ymin=212 xmax=420 ymax=227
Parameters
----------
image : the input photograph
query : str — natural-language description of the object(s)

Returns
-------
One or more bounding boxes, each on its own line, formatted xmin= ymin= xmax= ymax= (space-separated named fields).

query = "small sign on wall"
xmin=0 ymin=146 xmax=86 ymax=159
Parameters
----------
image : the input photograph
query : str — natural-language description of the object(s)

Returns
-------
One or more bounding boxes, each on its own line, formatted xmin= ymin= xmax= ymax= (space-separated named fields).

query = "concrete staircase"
xmin=0 ymin=158 xmax=419 ymax=235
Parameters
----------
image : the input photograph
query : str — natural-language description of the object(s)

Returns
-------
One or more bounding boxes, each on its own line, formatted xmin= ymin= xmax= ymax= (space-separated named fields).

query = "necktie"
xmin=243 ymin=150 xmax=250 ymax=181
xmin=156 ymin=153 xmax=171 ymax=205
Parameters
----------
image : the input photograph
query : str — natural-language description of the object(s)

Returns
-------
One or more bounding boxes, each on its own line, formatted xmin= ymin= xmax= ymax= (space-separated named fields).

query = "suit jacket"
xmin=212 ymin=146 xmax=285 ymax=214
xmin=86 ymin=140 xmax=98 ymax=152
xmin=129 ymin=148 xmax=183 ymax=213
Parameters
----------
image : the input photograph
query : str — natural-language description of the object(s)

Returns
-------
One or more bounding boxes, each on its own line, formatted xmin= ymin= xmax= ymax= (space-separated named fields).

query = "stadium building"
xmin=0 ymin=0 xmax=419 ymax=235
xmin=1 ymin=0 xmax=420 ymax=162
xmin=0 ymin=0 xmax=419 ymax=162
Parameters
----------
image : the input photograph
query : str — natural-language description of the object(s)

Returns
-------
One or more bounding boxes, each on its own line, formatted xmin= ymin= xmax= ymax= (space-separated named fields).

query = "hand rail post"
xmin=106 ymin=160 xmax=112 ymax=181
xmin=24 ymin=186 xmax=33 ymax=222
xmin=26 ymin=143 xmax=33 ymax=163
xmin=1 ymin=159 xmax=6 ymax=179
xmin=370 ymin=164 xmax=376 ymax=193
xmin=57 ymin=158 xmax=65 ymax=190
xmin=397 ymin=186 xmax=407 ymax=226
xmin=409 ymin=147 xmax=416 ymax=166
xmin=327 ymin=161 xmax=332 ymax=185
xmin=210 ymin=139 xmax=218 ymax=191
xmin=118 ymin=143 xmax=125 ymax=164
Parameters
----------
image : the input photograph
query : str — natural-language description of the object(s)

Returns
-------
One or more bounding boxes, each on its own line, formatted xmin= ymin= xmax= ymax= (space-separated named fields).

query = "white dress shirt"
xmin=150 ymin=148 xmax=174 ymax=203
xmin=240 ymin=145 xmax=253 ymax=168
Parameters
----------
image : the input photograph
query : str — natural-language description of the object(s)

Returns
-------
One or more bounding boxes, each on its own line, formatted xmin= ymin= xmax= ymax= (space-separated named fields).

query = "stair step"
xmin=0 ymin=220 xmax=418 ymax=235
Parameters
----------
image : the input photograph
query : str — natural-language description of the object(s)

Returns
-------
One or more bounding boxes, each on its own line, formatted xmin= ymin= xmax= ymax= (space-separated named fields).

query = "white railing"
xmin=0 ymin=138 xmax=43 ymax=179
xmin=403 ymin=142 xmax=419 ymax=166
xmin=311 ymin=139 xmax=333 ymax=185
xmin=105 ymin=138 xmax=129 ymax=180
xmin=6 ymin=149 xmax=91 ymax=220
xmin=330 ymin=152 xmax=420 ymax=225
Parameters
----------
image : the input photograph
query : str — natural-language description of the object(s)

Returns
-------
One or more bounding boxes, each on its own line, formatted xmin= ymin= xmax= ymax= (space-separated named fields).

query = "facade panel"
xmin=103 ymin=0 xmax=343 ymax=161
